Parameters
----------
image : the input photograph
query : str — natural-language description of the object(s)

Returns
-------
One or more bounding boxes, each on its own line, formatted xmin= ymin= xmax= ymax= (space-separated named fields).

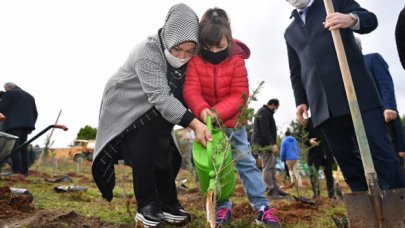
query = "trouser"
xmin=122 ymin=116 xmax=181 ymax=209
xmin=259 ymin=151 xmax=281 ymax=192
xmin=285 ymin=160 xmax=302 ymax=187
xmin=308 ymin=159 xmax=335 ymax=198
xmin=8 ymin=128 xmax=31 ymax=176
xmin=319 ymin=108 xmax=405 ymax=191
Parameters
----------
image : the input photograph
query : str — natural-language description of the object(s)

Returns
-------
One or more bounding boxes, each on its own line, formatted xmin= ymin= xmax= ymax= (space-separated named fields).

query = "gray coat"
xmin=94 ymin=3 xmax=199 ymax=161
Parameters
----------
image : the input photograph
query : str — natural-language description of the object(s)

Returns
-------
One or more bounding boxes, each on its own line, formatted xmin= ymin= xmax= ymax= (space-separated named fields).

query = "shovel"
xmin=324 ymin=0 xmax=405 ymax=227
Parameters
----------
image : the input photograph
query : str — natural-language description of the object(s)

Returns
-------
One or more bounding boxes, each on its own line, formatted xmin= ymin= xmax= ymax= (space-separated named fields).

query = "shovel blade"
xmin=344 ymin=188 xmax=405 ymax=228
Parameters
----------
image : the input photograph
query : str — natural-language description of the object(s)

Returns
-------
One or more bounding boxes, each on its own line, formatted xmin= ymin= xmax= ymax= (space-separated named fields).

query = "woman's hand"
xmin=188 ymin=118 xmax=212 ymax=147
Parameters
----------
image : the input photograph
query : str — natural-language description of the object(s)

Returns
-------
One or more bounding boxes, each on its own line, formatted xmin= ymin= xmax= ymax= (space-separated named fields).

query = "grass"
xmin=1 ymin=157 xmax=348 ymax=227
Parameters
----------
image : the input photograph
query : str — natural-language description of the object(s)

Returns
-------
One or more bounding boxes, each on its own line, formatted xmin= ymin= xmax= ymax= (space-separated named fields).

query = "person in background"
xmin=356 ymin=36 xmax=405 ymax=165
xmin=184 ymin=7 xmax=280 ymax=228
xmin=91 ymin=4 xmax=211 ymax=227
xmin=395 ymin=6 xmax=405 ymax=70
xmin=251 ymin=98 xmax=289 ymax=199
xmin=0 ymin=82 xmax=38 ymax=176
xmin=283 ymin=0 xmax=405 ymax=192
xmin=280 ymin=128 xmax=302 ymax=188
xmin=304 ymin=118 xmax=336 ymax=200
xmin=0 ymin=91 xmax=5 ymax=131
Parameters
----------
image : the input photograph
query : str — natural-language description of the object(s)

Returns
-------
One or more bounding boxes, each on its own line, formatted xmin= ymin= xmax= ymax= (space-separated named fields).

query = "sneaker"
xmin=267 ymin=189 xmax=284 ymax=200
xmin=162 ymin=202 xmax=191 ymax=225
xmin=255 ymin=206 xmax=280 ymax=228
xmin=276 ymin=189 xmax=290 ymax=197
xmin=135 ymin=202 xmax=166 ymax=228
xmin=216 ymin=208 xmax=232 ymax=225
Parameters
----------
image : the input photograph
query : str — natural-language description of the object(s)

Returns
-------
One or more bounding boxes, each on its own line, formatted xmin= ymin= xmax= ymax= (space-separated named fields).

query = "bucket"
xmin=192 ymin=116 xmax=236 ymax=203
xmin=0 ymin=131 xmax=18 ymax=160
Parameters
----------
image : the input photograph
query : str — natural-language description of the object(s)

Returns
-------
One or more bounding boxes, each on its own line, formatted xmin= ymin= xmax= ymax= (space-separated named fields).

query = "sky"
xmin=1 ymin=0 xmax=404 ymax=148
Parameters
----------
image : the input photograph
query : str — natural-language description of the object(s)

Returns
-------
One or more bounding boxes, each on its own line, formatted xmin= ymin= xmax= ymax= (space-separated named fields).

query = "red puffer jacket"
xmin=184 ymin=39 xmax=250 ymax=128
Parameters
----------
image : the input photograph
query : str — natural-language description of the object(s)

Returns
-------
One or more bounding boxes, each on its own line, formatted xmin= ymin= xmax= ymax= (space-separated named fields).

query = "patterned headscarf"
xmin=162 ymin=3 xmax=200 ymax=55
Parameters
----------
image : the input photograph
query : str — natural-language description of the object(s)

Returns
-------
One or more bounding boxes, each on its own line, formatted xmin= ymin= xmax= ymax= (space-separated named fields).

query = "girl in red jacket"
xmin=183 ymin=7 xmax=280 ymax=228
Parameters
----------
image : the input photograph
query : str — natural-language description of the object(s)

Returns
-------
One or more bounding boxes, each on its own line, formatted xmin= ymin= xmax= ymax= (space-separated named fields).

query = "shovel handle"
xmin=324 ymin=1 xmax=385 ymax=226
xmin=323 ymin=0 xmax=375 ymax=175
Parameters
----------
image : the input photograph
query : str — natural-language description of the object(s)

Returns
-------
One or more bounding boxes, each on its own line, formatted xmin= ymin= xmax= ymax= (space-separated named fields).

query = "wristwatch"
xmin=349 ymin=13 xmax=359 ymax=27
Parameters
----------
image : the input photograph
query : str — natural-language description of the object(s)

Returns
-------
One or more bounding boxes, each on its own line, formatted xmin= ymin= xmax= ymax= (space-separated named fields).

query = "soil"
xmin=0 ymin=169 xmax=348 ymax=227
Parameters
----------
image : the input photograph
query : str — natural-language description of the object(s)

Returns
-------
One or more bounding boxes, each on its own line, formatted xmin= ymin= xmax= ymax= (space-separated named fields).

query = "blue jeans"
xmin=217 ymin=126 xmax=269 ymax=211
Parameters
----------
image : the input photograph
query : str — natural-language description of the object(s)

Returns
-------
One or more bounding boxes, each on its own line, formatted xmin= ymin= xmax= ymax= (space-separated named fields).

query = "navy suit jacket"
xmin=0 ymin=87 xmax=38 ymax=131
xmin=284 ymin=0 xmax=381 ymax=127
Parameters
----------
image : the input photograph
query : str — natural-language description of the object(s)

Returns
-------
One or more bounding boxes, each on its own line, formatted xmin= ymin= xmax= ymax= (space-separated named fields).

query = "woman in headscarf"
xmin=92 ymin=3 xmax=211 ymax=227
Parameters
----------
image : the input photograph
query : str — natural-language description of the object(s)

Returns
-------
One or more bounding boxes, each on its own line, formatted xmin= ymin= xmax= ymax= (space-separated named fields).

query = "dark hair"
xmin=199 ymin=8 xmax=233 ymax=50
xmin=285 ymin=129 xmax=291 ymax=136
xmin=267 ymin=99 xmax=279 ymax=106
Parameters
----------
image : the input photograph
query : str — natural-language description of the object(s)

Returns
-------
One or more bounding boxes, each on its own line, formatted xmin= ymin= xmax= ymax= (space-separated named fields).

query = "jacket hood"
xmin=230 ymin=39 xmax=250 ymax=59
xmin=285 ymin=136 xmax=295 ymax=143
xmin=161 ymin=3 xmax=200 ymax=55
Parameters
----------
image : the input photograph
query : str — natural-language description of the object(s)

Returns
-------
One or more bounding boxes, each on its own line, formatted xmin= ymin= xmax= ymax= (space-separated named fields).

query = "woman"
xmin=92 ymin=3 xmax=211 ymax=227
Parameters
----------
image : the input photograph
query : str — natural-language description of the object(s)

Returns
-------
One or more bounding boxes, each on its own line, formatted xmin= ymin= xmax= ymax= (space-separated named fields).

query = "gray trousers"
xmin=259 ymin=152 xmax=281 ymax=192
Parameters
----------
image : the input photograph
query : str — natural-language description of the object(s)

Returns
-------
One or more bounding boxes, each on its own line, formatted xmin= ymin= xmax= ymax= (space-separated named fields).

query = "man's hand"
xmin=271 ymin=145 xmax=279 ymax=154
xmin=296 ymin=104 xmax=309 ymax=126
xmin=383 ymin=109 xmax=397 ymax=123
xmin=399 ymin=152 xmax=405 ymax=158
xmin=324 ymin=13 xmax=355 ymax=30
xmin=0 ymin=113 xmax=5 ymax=122
xmin=309 ymin=138 xmax=320 ymax=146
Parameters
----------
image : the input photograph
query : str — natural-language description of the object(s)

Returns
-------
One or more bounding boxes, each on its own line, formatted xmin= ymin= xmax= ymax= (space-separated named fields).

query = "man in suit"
xmin=283 ymin=0 xmax=405 ymax=192
xmin=0 ymin=82 xmax=38 ymax=176
xmin=356 ymin=36 xmax=405 ymax=166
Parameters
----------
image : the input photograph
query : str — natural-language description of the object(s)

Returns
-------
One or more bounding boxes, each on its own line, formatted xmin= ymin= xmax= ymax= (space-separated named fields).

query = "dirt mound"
xmin=0 ymin=186 xmax=35 ymax=221
xmin=0 ymin=186 xmax=130 ymax=228
xmin=1 ymin=209 xmax=131 ymax=228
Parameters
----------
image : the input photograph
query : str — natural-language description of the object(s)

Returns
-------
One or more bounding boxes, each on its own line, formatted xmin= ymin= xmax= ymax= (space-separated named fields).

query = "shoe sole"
xmin=255 ymin=219 xmax=281 ymax=228
xmin=135 ymin=213 xmax=165 ymax=228
xmin=162 ymin=212 xmax=190 ymax=225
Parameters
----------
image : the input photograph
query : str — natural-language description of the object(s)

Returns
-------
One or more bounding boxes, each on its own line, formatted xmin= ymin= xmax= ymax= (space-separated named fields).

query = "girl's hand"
xmin=200 ymin=108 xmax=217 ymax=123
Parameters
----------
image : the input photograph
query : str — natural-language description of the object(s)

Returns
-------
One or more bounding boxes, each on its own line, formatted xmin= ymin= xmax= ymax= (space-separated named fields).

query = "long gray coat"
xmin=92 ymin=3 xmax=199 ymax=201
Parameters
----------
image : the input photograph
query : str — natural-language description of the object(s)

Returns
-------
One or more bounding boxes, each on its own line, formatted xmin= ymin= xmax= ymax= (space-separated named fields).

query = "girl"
xmin=184 ymin=7 xmax=280 ymax=228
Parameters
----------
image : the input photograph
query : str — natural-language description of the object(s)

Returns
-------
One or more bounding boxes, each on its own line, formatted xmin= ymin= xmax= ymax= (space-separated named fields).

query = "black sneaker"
xmin=162 ymin=202 xmax=191 ymax=225
xmin=276 ymin=189 xmax=290 ymax=197
xmin=267 ymin=189 xmax=284 ymax=200
xmin=136 ymin=202 xmax=166 ymax=228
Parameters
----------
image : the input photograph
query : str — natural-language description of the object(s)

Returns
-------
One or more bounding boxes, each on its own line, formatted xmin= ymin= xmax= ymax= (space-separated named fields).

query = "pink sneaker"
xmin=216 ymin=208 xmax=231 ymax=225
xmin=255 ymin=206 xmax=280 ymax=228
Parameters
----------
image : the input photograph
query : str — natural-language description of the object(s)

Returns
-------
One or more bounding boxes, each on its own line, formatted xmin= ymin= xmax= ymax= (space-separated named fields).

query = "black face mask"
xmin=200 ymin=48 xmax=229 ymax=65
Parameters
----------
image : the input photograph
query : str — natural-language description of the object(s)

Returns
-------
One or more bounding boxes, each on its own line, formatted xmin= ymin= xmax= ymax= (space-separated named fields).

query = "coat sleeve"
xmin=367 ymin=53 xmax=397 ymax=111
xmin=396 ymin=8 xmax=405 ymax=70
xmin=287 ymin=42 xmax=308 ymax=107
xmin=280 ymin=139 xmax=286 ymax=162
xmin=259 ymin=110 xmax=276 ymax=146
xmin=212 ymin=57 xmax=249 ymax=124
xmin=340 ymin=0 xmax=378 ymax=34
xmin=184 ymin=58 xmax=211 ymax=120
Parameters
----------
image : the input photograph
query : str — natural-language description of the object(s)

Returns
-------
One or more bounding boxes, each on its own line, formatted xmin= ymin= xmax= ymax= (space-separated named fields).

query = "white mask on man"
xmin=287 ymin=0 xmax=310 ymax=9
xmin=164 ymin=49 xmax=191 ymax=68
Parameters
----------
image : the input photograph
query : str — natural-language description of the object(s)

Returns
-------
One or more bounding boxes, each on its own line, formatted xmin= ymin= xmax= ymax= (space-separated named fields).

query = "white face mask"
xmin=287 ymin=0 xmax=310 ymax=9
xmin=164 ymin=49 xmax=191 ymax=68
